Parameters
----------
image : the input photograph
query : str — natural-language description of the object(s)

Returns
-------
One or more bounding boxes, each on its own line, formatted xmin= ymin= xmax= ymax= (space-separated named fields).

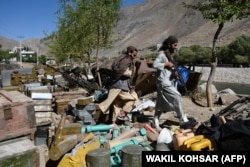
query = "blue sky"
xmin=0 ymin=0 xmax=146 ymax=41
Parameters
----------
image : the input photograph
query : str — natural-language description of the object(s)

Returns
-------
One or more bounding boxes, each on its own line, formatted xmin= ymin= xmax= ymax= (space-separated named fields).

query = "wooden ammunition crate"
xmin=0 ymin=90 xmax=36 ymax=141
xmin=55 ymin=99 xmax=70 ymax=114
xmin=0 ymin=137 xmax=41 ymax=167
xmin=35 ymin=112 xmax=56 ymax=125
xmin=77 ymin=96 xmax=93 ymax=106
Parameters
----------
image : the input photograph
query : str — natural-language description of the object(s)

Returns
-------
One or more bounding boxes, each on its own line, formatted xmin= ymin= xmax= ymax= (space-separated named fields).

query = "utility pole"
xmin=17 ymin=35 xmax=24 ymax=68
xmin=37 ymin=48 xmax=39 ymax=65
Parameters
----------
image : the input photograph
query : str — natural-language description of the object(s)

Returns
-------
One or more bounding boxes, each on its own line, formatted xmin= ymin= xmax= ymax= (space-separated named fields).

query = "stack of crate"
xmin=28 ymin=85 xmax=51 ymax=97
xmin=31 ymin=92 xmax=54 ymax=126
xmin=0 ymin=90 xmax=42 ymax=166
xmin=52 ymin=90 xmax=88 ymax=116
xmin=25 ymin=83 xmax=54 ymax=125
xmin=24 ymin=82 xmax=50 ymax=97
xmin=54 ymin=74 xmax=68 ymax=88
xmin=11 ymin=72 xmax=37 ymax=86
xmin=74 ymin=96 xmax=96 ymax=125
xmin=55 ymin=98 xmax=70 ymax=115
xmin=10 ymin=72 xmax=23 ymax=86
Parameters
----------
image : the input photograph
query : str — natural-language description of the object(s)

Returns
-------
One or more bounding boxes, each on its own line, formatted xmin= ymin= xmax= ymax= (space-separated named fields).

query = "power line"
xmin=0 ymin=19 xmax=20 ymax=38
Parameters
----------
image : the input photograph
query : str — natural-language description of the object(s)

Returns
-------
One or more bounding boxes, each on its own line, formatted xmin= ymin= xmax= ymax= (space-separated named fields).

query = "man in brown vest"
xmin=97 ymin=46 xmax=139 ymax=124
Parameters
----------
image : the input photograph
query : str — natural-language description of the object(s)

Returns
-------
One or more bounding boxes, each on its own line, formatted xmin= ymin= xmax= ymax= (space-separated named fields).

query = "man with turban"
xmin=153 ymin=36 xmax=191 ymax=129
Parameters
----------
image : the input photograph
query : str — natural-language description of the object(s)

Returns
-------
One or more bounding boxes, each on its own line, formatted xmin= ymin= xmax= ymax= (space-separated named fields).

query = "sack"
xmin=177 ymin=65 xmax=190 ymax=87
xmin=195 ymin=115 xmax=222 ymax=142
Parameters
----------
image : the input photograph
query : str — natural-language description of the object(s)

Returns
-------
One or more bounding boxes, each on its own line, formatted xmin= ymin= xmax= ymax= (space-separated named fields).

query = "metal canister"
xmin=121 ymin=145 xmax=143 ymax=167
xmin=155 ymin=143 xmax=170 ymax=151
xmin=86 ymin=148 xmax=111 ymax=167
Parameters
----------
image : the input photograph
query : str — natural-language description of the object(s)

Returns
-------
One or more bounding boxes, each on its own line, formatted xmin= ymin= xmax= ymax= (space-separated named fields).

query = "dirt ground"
xmin=141 ymin=93 xmax=242 ymax=126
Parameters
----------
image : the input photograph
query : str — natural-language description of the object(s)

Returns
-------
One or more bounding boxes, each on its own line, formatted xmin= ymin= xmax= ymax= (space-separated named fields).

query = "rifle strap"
xmin=164 ymin=50 xmax=188 ymax=92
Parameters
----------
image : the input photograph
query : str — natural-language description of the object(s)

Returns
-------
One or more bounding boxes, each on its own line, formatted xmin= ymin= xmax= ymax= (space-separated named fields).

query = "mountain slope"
xmin=0 ymin=36 xmax=50 ymax=56
xmin=100 ymin=0 xmax=250 ymax=57
xmin=1 ymin=0 xmax=249 ymax=58
xmin=0 ymin=36 xmax=18 ymax=50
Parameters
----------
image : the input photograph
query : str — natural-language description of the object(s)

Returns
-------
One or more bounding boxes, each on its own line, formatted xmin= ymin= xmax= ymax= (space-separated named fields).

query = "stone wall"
xmin=195 ymin=67 xmax=250 ymax=84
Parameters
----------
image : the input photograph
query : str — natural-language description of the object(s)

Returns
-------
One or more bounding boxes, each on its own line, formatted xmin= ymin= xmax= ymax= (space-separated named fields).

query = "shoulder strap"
xmin=164 ymin=50 xmax=187 ymax=92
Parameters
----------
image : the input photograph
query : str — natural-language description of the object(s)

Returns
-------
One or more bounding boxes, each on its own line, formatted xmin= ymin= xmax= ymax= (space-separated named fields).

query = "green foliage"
xmin=99 ymin=56 xmax=110 ymax=62
xmin=142 ymin=52 xmax=158 ymax=59
xmin=183 ymin=1 xmax=250 ymax=24
xmin=0 ymin=47 xmax=17 ymax=64
xmin=217 ymin=45 xmax=231 ymax=63
xmin=175 ymin=46 xmax=212 ymax=64
xmin=48 ymin=0 xmax=121 ymax=63
xmin=39 ymin=55 xmax=47 ymax=65
xmin=23 ymin=55 xmax=37 ymax=63
xmin=170 ymin=35 xmax=250 ymax=65
xmin=183 ymin=0 xmax=250 ymax=64
xmin=0 ymin=51 xmax=11 ymax=64
xmin=217 ymin=34 xmax=250 ymax=64
xmin=233 ymin=54 xmax=248 ymax=64
xmin=175 ymin=47 xmax=196 ymax=64
xmin=140 ymin=34 xmax=250 ymax=65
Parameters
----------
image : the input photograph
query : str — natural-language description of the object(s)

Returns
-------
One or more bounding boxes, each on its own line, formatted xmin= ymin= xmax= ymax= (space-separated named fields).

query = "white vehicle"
xmin=45 ymin=56 xmax=56 ymax=65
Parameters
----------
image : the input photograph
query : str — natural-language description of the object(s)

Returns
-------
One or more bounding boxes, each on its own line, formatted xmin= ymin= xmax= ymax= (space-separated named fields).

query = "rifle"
xmin=164 ymin=50 xmax=188 ymax=93
xmin=215 ymin=96 xmax=249 ymax=117
xmin=46 ymin=64 xmax=99 ymax=94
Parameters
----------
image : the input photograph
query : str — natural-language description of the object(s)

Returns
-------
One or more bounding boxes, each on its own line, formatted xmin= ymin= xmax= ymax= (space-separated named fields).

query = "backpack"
xmin=177 ymin=65 xmax=190 ymax=88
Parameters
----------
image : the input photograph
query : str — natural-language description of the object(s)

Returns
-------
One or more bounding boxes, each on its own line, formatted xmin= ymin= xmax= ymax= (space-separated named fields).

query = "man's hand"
xmin=165 ymin=62 xmax=174 ymax=69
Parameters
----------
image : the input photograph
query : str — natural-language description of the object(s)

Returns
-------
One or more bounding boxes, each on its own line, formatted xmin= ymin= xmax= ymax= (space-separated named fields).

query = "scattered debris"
xmin=0 ymin=63 xmax=250 ymax=167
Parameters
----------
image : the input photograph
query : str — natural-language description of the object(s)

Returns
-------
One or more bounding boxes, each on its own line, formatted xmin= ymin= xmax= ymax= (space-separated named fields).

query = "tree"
xmin=217 ymin=45 xmax=231 ymax=64
xmin=218 ymin=35 xmax=250 ymax=65
xmin=234 ymin=54 xmax=248 ymax=65
xmin=39 ymin=55 xmax=47 ymax=65
xmin=97 ymin=0 xmax=121 ymax=86
xmin=175 ymin=46 xmax=212 ymax=64
xmin=183 ymin=0 xmax=250 ymax=107
xmin=48 ymin=0 xmax=121 ymax=87
xmin=0 ymin=45 xmax=17 ymax=64
xmin=175 ymin=47 xmax=196 ymax=64
xmin=228 ymin=35 xmax=250 ymax=65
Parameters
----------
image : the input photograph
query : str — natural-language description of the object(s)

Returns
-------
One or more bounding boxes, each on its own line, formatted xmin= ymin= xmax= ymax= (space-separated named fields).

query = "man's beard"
xmin=169 ymin=47 xmax=177 ymax=53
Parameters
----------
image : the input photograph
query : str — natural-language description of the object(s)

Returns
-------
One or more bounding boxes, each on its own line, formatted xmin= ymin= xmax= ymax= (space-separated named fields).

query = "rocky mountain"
xmin=100 ymin=0 xmax=250 ymax=57
xmin=0 ymin=35 xmax=50 ymax=56
xmin=0 ymin=36 xmax=18 ymax=51
xmin=1 ymin=0 xmax=250 ymax=58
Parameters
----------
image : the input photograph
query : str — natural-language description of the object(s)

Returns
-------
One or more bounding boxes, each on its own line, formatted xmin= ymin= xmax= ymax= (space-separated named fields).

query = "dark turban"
xmin=167 ymin=36 xmax=178 ymax=45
